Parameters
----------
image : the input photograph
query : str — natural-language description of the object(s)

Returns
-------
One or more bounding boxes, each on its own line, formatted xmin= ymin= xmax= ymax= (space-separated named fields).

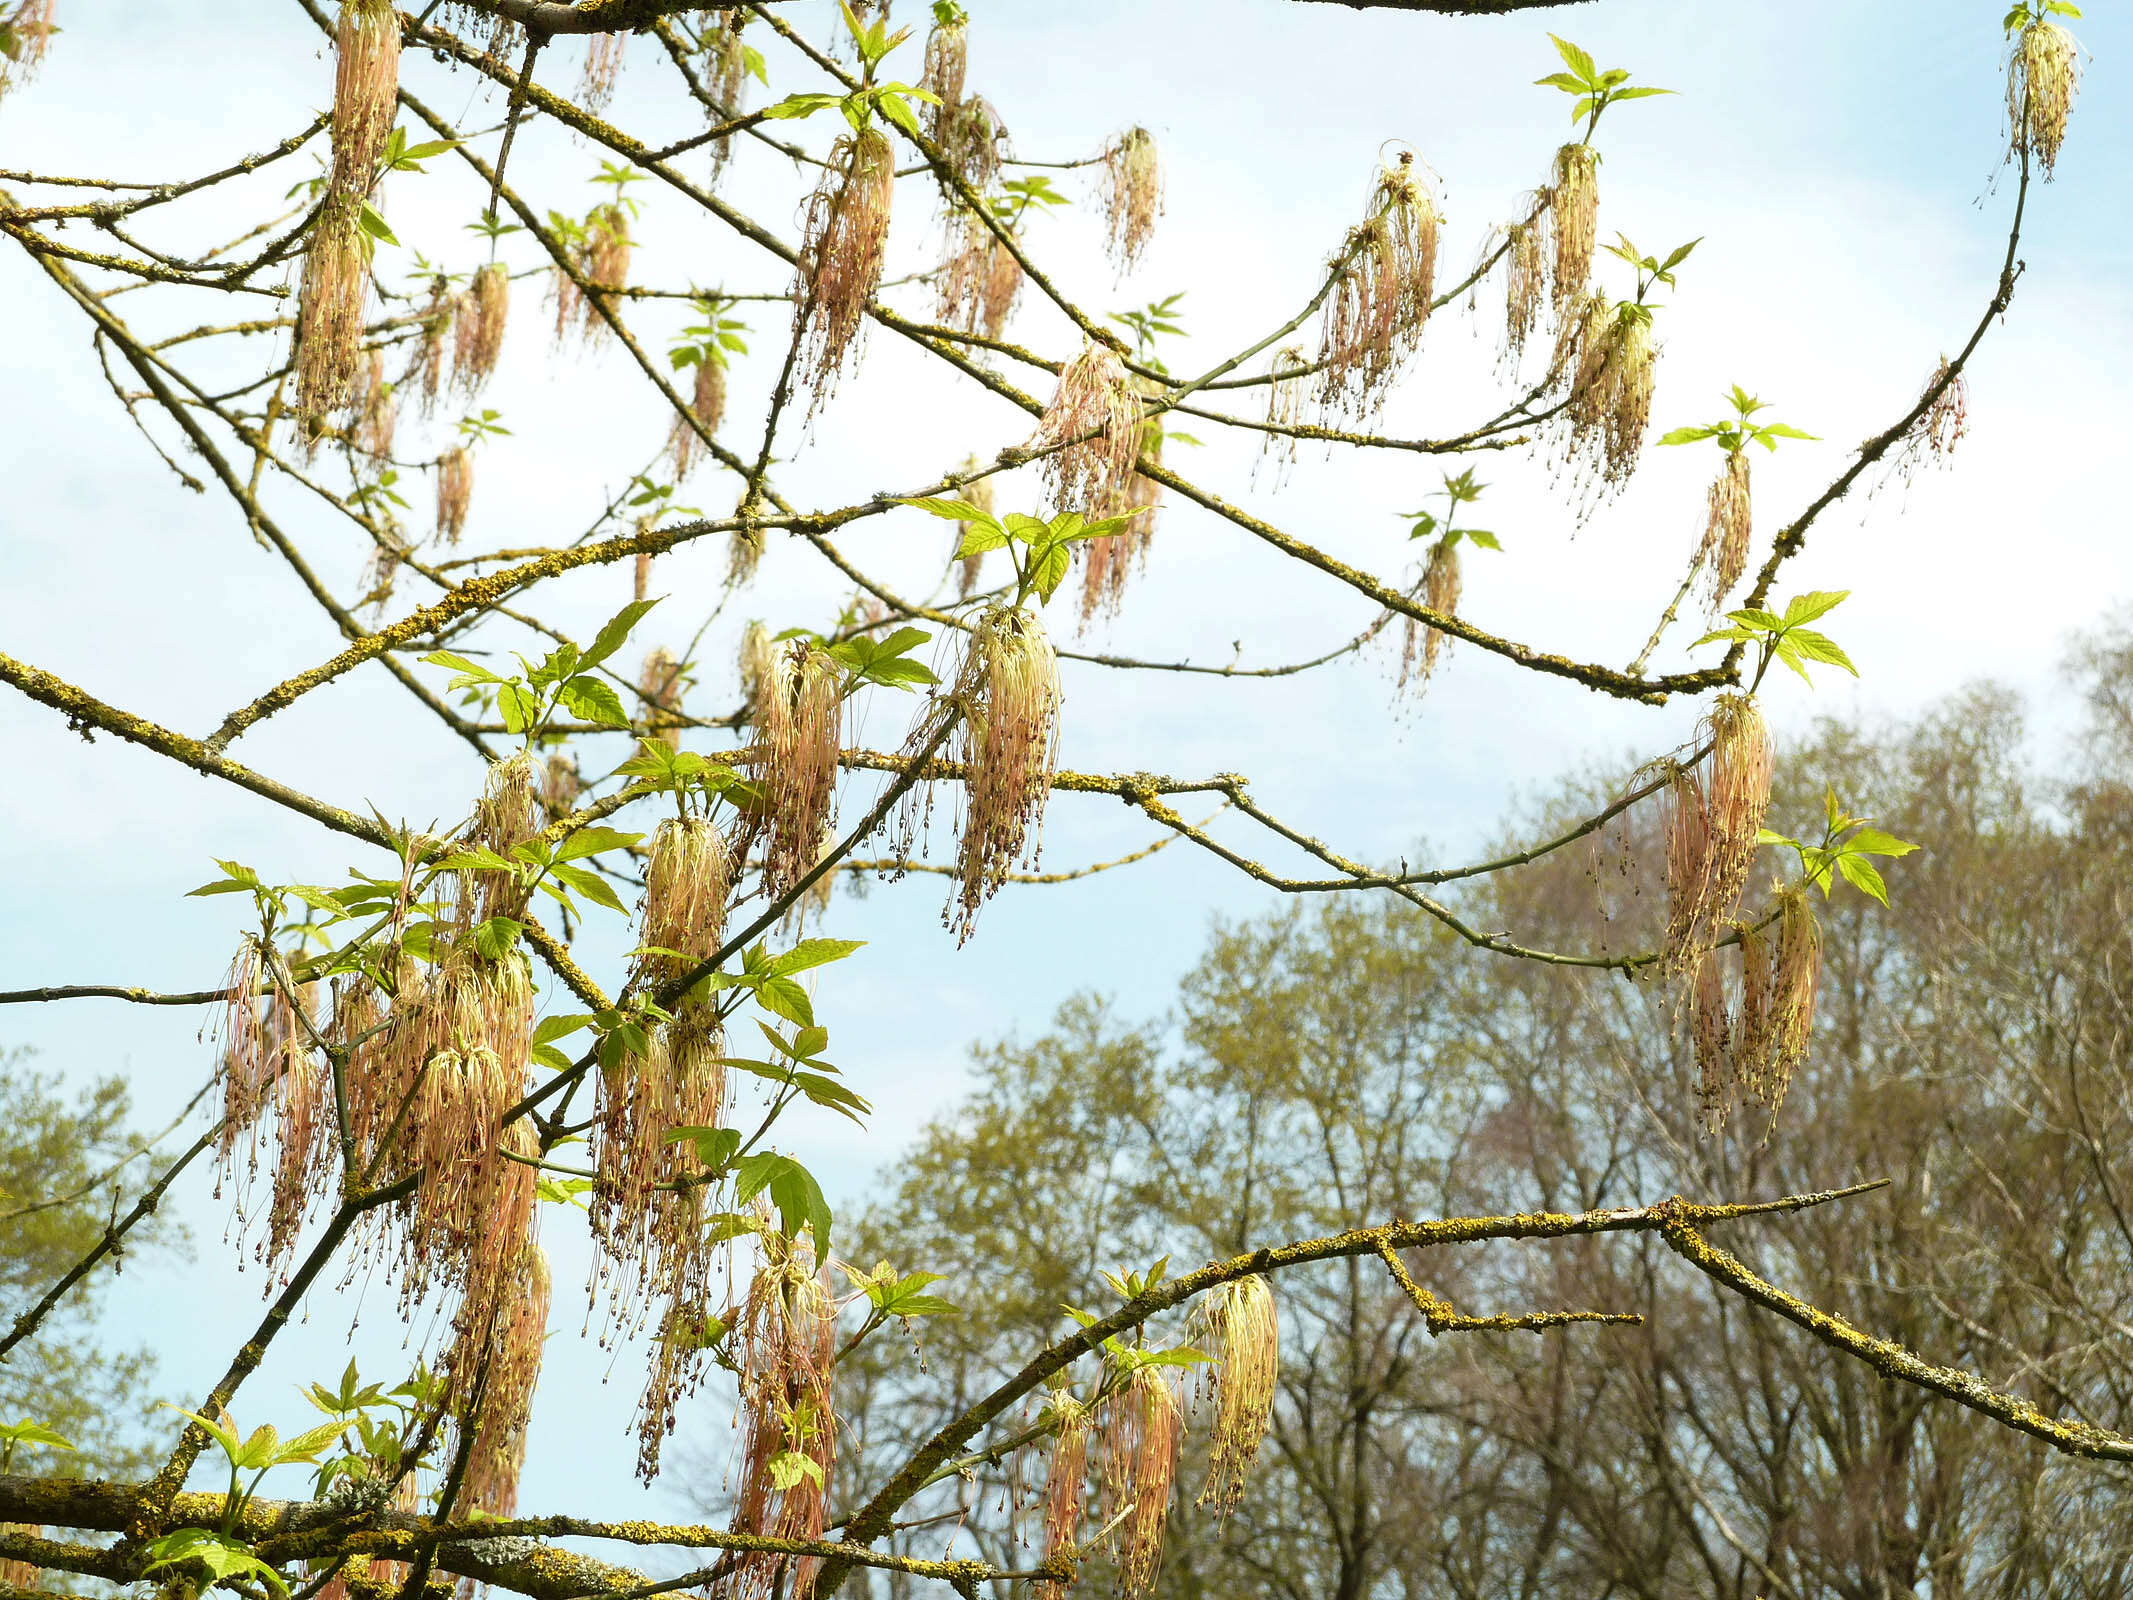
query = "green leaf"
xmin=534 ymin=1013 xmax=595 ymax=1048
xmin=790 ymin=1071 xmax=871 ymax=1126
xmin=356 ymin=200 xmax=399 ymax=247
xmin=1548 ymin=34 xmax=1598 ymax=85
xmin=187 ymin=878 xmax=259 ymax=898
xmin=559 ymin=674 xmax=633 ymax=729
xmin=434 ymin=845 xmax=517 ymax=873
xmin=1657 ymin=424 xmax=1718 ymax=447
xmin=899 ymin=495 xmax=1000 ymax=529
xmin=1029 ymin=540 xmax=1071 ymax=603
xmin=1462 ymin=529 xmax=1504 ymax=552
xmin=554 ymin=826 xmax=645 ymax=863
xmin=877 ymin=91 xmax=922 ymax=139
xmin=1689 ymin=626 xmax=1756 ymax=651
xmin=1784 ymin=627 xmax=1858 ymax=677
xmin=537 ymin=1175 xmax=597 ymax=1206
xmin=422 ymin=649 xmax=500 ymax=683
xmin=235 ymin=1423 xmax=281 ymax=1470
xmin=754 ymin=974 xmax=816 ymax=1029
xmin=276 ymin=1419 xmax=352 ymax=1463
xmin=162 ymin=1403 xmax=242 ymax=1465
xmin=667 ymin=1125 xmax=744 ymax=1171
xmin=762 ymin=92 xmax=841 ymax=121
xmin=1843 ymin=828 xmax=1919 ymax=859
xmin=1780 ymin=589 xmax=1850 ymax=626
xmin=767 ymin=1449 xmax=824 ymax=1491
xmin=583 ymin=598 xmax=662 ymax=670
xmin=1122 ymin=1344 xmax=1214 ymax=1370
xmin=765 ymin=938 xmax=865 ymax=977
xmin=1607 ymin=85 xmax=1676 ymax=102
xmin=144 ymin=1531 xmax=291 ymax=1600
xmin=473 ymin=916 xmax=523 ymax=960
xmin=497 ymin=682 xmax=540 ymax=735
xmin=733 ymin=1152 xmax=834 ymax=1257
xmin=0 ymin=1420 xmax=76 ymax=1453
xmin=548 ymin=862 xmax=627 ymax=915
xmin=1833 ymin=854 xmax=1890 ymax=906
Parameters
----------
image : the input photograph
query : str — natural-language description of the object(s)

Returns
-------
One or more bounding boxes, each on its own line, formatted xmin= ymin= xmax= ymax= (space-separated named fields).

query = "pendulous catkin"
xmin=794 ymin=126 xmax=895 ymax=411
xmin=1318 ymin=152 xmax=1440 ymax=418
xmin=948 ymin=607 xmax=1061 ymax=941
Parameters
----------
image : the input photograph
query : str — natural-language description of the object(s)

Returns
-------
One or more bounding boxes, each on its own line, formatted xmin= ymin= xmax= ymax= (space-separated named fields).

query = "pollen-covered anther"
xmin=465 ymin=751 xmax=543 ymax=922
xmin=405 ymin=279 xmax=454 ymax=415
xmin=1257 ymin=346 xmax=1310 ymax=484
xmin=638 ymin=646 xmax=686 ymax=751
xmin=1910 ymin=356 xmax=1970 ymax=465
xmin=1503 ymin=214 xmax=1548 ymax=357
xmin=452 ymin=261 xmax=510 ymax=393
xmin=948 ymin=607 xmax=1062 ymax=942
xmin=0 ymin=0 xmax=58 ymax=97
xmin=331 ymin=0 xmax=403 ymax=186
xmin=794 ymin=125 xmax=895 ymax=410
xmin=728 ymin=1230 xmax=839 ymax=1587
xmin=1554 ymin=294 xmax=1657 ymax=486
xmin=1689 ymin=947 xmax=1733 ymax=1130
xmin=2009 ymin=15 xmax=2080 ymax=177
xmin=580 ymin=31 xmax=624 ymax=111
xmin=637 ymin=817 xmax=731 ymax=990
xmin=759 ymin=641 xmax=844 ymax=901
xmin=1548 ymin=142 xmax=1599 ymax=307
xmin=1318 ymin=152 xmax=1441 ymax=418
xmin=937 ymin=211 xmax=1025 ymax=341
xmin=591 ymin=1012 xmax=728 ymax=1341
xmin=1033 ymin=1390 xmax=1091 ymax=1600
xmin=453 ymin=1242 xmax=551 ymax=1518
xmin=436 ymin=444 xmax=474 ymax=545
xmin=351 ymin=348 xmax=397 ymax=463
xmin=1193 ymin=1276 xmax=1279 ymax=1519
xmin=294 ymin=189 xmax=373 ymax=418
xmin=705 ymin=14 xmax=753 ymax=182
xmin=1401 ymin=535 xmax=1462 ymax=689
xmin=1033 ymin=343 xmax=1142 ymax=518
xmin=1663 ymin=695 xmax=1772 ymax=978
xmin=1101 ymin=1365 xmax=1184 ymax=1599
xmin=1755 ymin=883 xmax=1821 ymax=1112
xmin=1102 ymin=127 xmax=1163 ymax=274
xmin=1698 ymin=448 xmax=1752 ymax=610
xmin=668 ymin=354 xmax=726 ymax=478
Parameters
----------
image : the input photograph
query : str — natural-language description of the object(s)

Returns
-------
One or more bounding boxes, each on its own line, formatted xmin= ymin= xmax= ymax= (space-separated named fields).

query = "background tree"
xmin=841 ymin=627 xmax=2133 ymax=1598
xmin=0 ymin=1053 xmax=184 ymax=1477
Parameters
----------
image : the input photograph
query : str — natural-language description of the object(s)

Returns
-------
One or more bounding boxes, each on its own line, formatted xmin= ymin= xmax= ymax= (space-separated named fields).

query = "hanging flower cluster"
xmin=1318 ymin=152 xmax=1441 ymax=417
xmin=2007 ymin=10 xmax=2081 ymax=177
xmin=452 ymin=261 xmax=511 ymax=393
xmin=946 ymin=607 xmax=1061 ymax=942
xmin=295 ymin=0 xmax=401 ymax=421
xmin=729 ymin=1229 xmax=840 ymax=1598
xmin=1033 ymin=343 xmax=1142 ymax=517
xmin=794 ymin=126 xmax=896 ymax=410
xmin=1102 ymin=127 xmax=1163 ymax=274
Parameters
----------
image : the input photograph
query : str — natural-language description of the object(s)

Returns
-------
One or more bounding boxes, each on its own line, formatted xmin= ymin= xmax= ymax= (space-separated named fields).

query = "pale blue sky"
xmin=2 ymin=0 xmax=2126 ymax=1531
